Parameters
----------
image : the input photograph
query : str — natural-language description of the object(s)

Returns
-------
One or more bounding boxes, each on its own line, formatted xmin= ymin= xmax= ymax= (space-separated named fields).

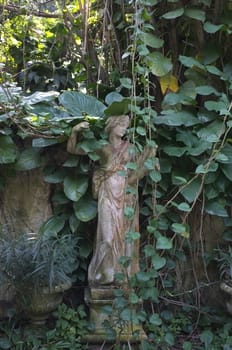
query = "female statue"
xmin=67 ymin=115 xmax=155 ymax=287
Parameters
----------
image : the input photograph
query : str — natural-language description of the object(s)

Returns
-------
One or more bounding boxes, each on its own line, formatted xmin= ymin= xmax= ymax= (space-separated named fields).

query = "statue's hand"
xmin=72 ymin=121 xmax=90 ymax=133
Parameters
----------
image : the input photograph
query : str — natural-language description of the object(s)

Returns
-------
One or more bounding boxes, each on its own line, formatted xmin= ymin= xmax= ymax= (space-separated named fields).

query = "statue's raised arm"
xmin=67 ymin=121 xmax=90 ymax=155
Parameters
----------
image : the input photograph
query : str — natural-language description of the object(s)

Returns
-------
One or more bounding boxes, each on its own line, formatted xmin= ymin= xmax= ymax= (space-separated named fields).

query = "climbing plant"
xmin=1 ymin=0 xmax=232 ymax=348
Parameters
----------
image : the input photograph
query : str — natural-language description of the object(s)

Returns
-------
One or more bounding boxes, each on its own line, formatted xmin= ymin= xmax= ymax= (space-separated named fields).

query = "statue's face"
xmin=112 ymin=119 xmax=129 ymax=138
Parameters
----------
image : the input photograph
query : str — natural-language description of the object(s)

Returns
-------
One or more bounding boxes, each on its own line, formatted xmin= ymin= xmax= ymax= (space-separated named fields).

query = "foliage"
xmin=0 ymin=304 xmax=88 ymax=350
xmin=0 ymin=231 xmax=79 ymax=291
xmin=1 ymin=0 xmax=232 ymax=348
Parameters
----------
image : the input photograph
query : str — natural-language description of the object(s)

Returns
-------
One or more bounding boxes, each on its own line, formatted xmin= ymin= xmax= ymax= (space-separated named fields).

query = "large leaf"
xmin=73 ymin=194 xmax=97 ymax=222
xmin=147 ymin=52 xmax=173 ymax=77
xmin=184 ymin=8 xmax=206 ymax=22
xmin=140 ymin=32 xmax=164 ymax=48
xmin=16 ymin=148 xmax=41 ymax=170
xmin=104 ymin=99 xmax=130 ymax=116
xmin=32 ymin=138 xmax=61 ymax=147
xmin=181 ymin=178 xmax=202 ymax=203
xmin=203 ymin=21 xmax=223 ymax=33
xmin=197 ymin=120 xmax=224 ymax=142
xmin=205 ymin=201 xmax=228 ymax=217
xmin=155 ymin=111 xmax=199 ymax=126
xmin=63 ymin=175 xmax=88 ymax=202
xmin=0 ymin=136 xmax=17 ymax=164
xmin=59 ymin=91 xmax=106 ymax=117
xmin=39 ymin=216 xmax=66 ymax=235
xmin=162 ymin=8 xmax=184 ymax=19
xmin=22 ymin=91 xmax=59 ymax=105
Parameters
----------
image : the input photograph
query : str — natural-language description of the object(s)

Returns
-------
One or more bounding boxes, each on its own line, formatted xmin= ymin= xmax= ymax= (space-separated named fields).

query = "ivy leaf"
xmin=181 ymin=178 xmax=202 ymax=203
xmin=73 ymin=194 xmax=97 ymax=222
xmin=64 ymin=175 xmax=88 ymax=202
xmin=156 ymin=235 xmax=173 ymax=250
xmin=205 ymin=200 xmax=228 ymax=217
xmin=0 ymin=136 xmax=17 ymax=164
xmin=162 ymin=8 xmax=184 ymax=19
xmin=149 ymin=313 xmax=162 ymax=326
xmin=152 ymin=254 xmax=166 ymax=270
xmin=140 ymin=32 xmax=164 ymax=48
xmin=15 ymin=148 xmax=41 ymax=170
xmin=147 ymin=52 xmax=173 ymax=77
xmin=155 ymin=111 xmax=199 ymax=126
xmin=184 ymin=8 xmax=206 ymax=22
xmin=197 ymin=120 xmax=224 ymax=142
xmin=179 ymin=55 xmax=204 ymax=69
xmin=203 ymin=21 xmax=223 ymax=33
xmin=195 ymin=85 xmax=220 ymax=96
xmin=163 ymin=146 xmax=186 ymax=157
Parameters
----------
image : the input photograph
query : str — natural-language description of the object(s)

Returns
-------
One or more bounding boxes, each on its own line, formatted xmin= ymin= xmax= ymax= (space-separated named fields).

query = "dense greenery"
xmin=1 ymin=0 xmax=232 ymax=348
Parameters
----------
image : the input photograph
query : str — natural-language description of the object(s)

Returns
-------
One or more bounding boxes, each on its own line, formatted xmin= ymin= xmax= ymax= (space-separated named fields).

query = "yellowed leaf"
xmin=160 ymin=74 xmax=179 ymax=95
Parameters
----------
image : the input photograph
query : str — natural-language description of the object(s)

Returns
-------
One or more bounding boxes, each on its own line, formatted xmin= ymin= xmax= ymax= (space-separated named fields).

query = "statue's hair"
xmin=105 ymin=115 xmax=130 ymax=134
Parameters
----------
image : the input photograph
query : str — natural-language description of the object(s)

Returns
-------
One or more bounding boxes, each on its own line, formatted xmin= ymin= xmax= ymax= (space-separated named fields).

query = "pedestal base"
xmin=83 ymin=287 xmax=146 ymax=344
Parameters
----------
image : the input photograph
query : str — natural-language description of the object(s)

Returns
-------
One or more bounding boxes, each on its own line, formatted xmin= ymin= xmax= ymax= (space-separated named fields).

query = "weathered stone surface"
xmin=0 ymin=169 xmax=52 ymax=303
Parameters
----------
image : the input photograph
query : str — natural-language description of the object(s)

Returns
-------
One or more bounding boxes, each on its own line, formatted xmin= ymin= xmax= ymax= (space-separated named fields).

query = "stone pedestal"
xmin=84 ymin=287 xmax=146 ymax=344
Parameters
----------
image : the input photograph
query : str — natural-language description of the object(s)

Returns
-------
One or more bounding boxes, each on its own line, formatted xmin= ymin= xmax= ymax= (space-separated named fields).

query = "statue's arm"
xmin=128 ymin=146 xmax=158 ymax=185
xmin=67 ymin=122 xmax=89 ymax=155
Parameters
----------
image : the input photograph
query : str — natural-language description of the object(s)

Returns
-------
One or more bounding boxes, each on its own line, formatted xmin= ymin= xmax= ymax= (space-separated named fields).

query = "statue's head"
xmin=105 ymin=115 xmax=130 ymax=134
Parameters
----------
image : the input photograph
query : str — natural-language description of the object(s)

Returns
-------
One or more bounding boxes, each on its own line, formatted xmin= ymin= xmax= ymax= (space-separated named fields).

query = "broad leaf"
xmin=40 ymin=216 xmax=66 ymax=235
xmin=63 ymin=175 xmax=88 ymax=202
xmin=197 ymin=120 xmax=224 ymax=142
xmin=162 ymin=8 xmax=184 ymax=19
xmin=73 ymin=194 xmax=97 ymax=222
xmin=181 ymin=178 xmax=202 ymax=203
xmin=184 ymin=8 xmax=206 ymax=22
xmin=155 ymin=111 xmax=199 ymax=126
xmin=0 ymin=136 xmax=17 ymax=164
xmin=203 ymin=22 xmax=223 ymax=33
xmin=152 ymin=254 xmax=166 ymax=270
xmin=32 ymin=138 xmax=61 ymax=147
xmin=22 ymin=91 xmax=59 ymax=105
xmin=59 ymin=91 xmax=106 ymax=117
xmin=205 ymin=200 xmax=228 ymax=217
xmin=147 ymin=52 xmax=173 ymax=77
xmin=156 ymin=235 xmax=173 ymax=250
xmin=104 ymin=99 xmax=130 ymax=116
xmin=105 ymin=92 xmax=123 ymax=105
xmin=140 ymin=32 xmax=164 ymax=48
xmin=16 ymin=148 xmax=41 ymax=170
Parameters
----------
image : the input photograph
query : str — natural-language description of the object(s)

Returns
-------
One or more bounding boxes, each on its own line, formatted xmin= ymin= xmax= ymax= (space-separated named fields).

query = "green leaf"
xmin=140 ymin=0 xmax=158 ymax=4
xmin=156 ymin=235 xmax=173 ymax=250
xmin=40 ymin=216 xmax=66 ymax=235
xmin=0 ymin=136 xmax=17 ymax=164
xmin=200 ymin=330 xmax=214 ymax=347
xmin=152 ymin=254 xmax=166 ymax=270
xmin=149 ymin=170 xmax=161 ymax=182
xmin=163 ymin=146 xmax=186 ymax=157
xmin=195 ymin=161 xmax=218 ymax=174
xmin=0 ymin=338 xmax=12 ymax=349
xmin=16 ymin=148 xmax=41 ymax=170
xmin=171 ymin=223 xmax=188 ymax=234
xmin=177 ymin=203 xmax=191 ymax=212
xmin=184 ymin=8 xmax=206 ymax=22
xmin=105 ymin=92 xmax=123 ymax=105
xmin=22 ymin=91 xmax=59 ymax=105
xmin=155 ymin=111 xmax=199 ymax=126
xmin=43 ymin=168 xmax=66 ymax=183
xmin=183 ymin=341 xmax=192 ymax=350
xmin=32 ymin=138 xmax=60 ymax=147
xmin=104 ymin=99 xmax=130 ymax=116
xmin=140 ymin=32 xmax=164 ymax=48
xmin=165 ymin=332 xmax=175 ymax=346
xmin=203 ymin=21 xmax=223 ymax=33
xmin=136 ymin=126 xmax=146 ymax=136
xmin=63 ymin=175 xmax=88 ymax=202
xmin=221 ymin=164 xmax=232 ymax=181
xmin=179 ymin=55 xmax=204 ymax=69
xmin=195 ymin=85 xmax=220 ymax=96
xmin=205 ymin=200 xmax=228 ymax=217
xmin=147 ymin=52 xmax=173 ymax=77
xmin=162 ymin=8 xmax=184 ymax=19
xmin=120 ymin=78 xmax=132 ymax=89
xmin=59 ymin=91 xmax=106 ymax=117
xmin=197 ymin=120 xmax=224 ymax=142
xmin=181 ymin=178 xmax=202 ymax=203
xmin=73 ymin=194 xmax=97 ymax=222
xmin=149 ymin=313 xmax=162 ymax=326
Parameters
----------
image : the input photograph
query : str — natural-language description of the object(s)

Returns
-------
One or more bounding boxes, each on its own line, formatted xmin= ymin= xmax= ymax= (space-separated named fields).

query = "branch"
xmin=0 ymin=4 xmax=60 ymax=18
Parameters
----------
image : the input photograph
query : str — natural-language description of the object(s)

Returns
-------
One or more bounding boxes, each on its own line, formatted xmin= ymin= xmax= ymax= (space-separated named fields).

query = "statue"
xmin=67 ymin=115 xmax=156 ymax=287
xmin=67 ymin=115 xmax=155 ymax=342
